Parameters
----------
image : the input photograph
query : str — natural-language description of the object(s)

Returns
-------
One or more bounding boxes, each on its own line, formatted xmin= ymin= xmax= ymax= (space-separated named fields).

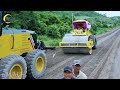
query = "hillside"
xmin=6 ymin=11 xmax=120 ymax=46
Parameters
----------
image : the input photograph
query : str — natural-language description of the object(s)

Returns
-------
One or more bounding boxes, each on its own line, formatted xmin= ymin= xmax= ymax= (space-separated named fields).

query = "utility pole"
xmin=72 ymin=13 xmax=74 ymax=29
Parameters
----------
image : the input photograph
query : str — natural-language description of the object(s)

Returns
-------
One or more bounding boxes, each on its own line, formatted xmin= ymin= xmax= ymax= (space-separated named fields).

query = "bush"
xmin=90 ymin=23 xmax=97 ymax=35
xmin=95 ymin=22 xmax=103 ymax=27
xmin=37 ymin=35 xmax=49 ymax=41
xmin=46 ymin=24 xmax=61 ymax=38
xmin=58 ymin=23 xmax=71 ymax=38
xmin=102 ymin=23 xmax=109 ymax=28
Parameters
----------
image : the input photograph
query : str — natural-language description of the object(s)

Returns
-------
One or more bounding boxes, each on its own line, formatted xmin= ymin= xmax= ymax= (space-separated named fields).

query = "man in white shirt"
xmin=72 ymin=60 xmax=87 ymax=79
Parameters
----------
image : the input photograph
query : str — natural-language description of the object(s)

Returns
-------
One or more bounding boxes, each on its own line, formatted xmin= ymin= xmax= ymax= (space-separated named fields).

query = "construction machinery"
xmin=0 ymin=11 xmax=55 ymax=79
xmin=59 ymin=20 xmax=97 ymax=55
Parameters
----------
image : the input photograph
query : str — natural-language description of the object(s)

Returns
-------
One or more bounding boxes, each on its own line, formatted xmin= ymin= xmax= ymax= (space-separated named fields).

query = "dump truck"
xmin=0 ymin=11 xmax=55 ymax=79
xmin=59 ymin=20 xmax=97 ymax=55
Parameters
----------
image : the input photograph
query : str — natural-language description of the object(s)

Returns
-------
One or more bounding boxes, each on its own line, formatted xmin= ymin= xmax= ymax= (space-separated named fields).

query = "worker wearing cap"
xmin=61 ymin=66 xmax=75 ymax=79
xmin=72 ymin=60 xmax=87 ymax=79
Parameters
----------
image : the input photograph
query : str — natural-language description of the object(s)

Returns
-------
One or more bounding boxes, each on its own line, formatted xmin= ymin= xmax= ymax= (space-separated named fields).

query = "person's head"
xmin=72 ymin=60 xmax=81 ymax=72
xmin=77 ymin=25 xmax=82 ymax=30
xmin=63 ymin=66 xmax=73 ymax=79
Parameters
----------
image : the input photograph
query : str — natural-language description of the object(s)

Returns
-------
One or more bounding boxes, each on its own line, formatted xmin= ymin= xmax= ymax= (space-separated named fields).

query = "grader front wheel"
xmin=25 ymin=49 xmax=47 ymax=79
xmin=0 ymin=55 xmax=27 ymax=79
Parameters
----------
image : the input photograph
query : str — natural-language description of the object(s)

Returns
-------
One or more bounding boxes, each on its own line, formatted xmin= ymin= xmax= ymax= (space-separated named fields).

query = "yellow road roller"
xmin=59 ymin=20 xmax=97 ymax=55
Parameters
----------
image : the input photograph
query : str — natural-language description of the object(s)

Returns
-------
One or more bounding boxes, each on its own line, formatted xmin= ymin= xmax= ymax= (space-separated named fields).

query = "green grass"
xmin=96 ymin=26 xmax=119 ymax=35
xmin=96 ymin=28 xmax=110 ymax=35
xmin=37 ymin=35 xmax=61 ymax=46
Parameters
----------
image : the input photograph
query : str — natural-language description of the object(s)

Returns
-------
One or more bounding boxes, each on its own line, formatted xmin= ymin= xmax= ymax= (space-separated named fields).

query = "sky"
xmin=96 ymin=11 xmax=120 ymax=17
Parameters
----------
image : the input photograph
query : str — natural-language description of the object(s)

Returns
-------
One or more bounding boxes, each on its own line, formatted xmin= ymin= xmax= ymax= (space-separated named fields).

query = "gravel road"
xmin=41 ymin=27 xmax=120 ymax=79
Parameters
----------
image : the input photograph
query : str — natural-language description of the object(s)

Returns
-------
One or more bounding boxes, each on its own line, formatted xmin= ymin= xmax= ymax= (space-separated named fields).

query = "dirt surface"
xmin=109 ymin=39 xmax=120 ymax=79
xmin=41 ymin=27 xmax=120 ymax=79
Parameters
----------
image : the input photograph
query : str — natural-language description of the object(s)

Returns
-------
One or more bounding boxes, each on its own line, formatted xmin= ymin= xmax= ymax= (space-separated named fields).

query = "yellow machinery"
xmin=59 ymin=20 xmax=97 ymax=55
xmin=0 ymin=11 xmax=55 ymax=79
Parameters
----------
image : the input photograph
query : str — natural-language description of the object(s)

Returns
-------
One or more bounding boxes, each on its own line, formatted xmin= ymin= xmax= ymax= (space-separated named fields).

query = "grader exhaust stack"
xmin=59 ymin=20 xmax=97 ymax=55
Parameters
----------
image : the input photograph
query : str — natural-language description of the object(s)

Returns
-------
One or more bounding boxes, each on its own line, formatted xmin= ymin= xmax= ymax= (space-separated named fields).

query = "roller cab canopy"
xmin=73 ymin=20 xmax=91 ymax=30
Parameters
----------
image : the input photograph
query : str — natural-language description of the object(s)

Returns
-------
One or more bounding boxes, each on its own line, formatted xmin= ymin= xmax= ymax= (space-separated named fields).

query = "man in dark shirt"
xmin=61 ymin=66 xmax=75 ymax=79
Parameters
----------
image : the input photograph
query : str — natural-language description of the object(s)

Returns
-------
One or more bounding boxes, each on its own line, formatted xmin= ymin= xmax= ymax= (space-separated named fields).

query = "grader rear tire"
xmin=25 ymin=49 xmax=47 ymax=79
xmin=0 ymin=55 xmax=27 ymax=79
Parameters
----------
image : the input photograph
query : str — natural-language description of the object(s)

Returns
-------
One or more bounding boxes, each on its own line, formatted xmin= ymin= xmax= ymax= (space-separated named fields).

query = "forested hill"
xmin=5 ymin=11 xmax=120 ymax=46
xmin=38 ymin=11 xmax=103 ymax=16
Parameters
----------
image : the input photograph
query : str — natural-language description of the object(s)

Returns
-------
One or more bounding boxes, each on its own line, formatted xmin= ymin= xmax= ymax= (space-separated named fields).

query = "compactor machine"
xmin=59 ymin=20 xmax=97 ymax=55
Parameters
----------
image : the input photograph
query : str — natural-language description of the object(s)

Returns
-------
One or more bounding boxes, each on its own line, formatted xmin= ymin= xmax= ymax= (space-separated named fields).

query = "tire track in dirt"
xmin=88 ymin=31 xmax=120 ymax=79
xmin=97 ymin=35 xmax=120 ymax=79
xmin=109 ymin=41 xmax=120 ymax=79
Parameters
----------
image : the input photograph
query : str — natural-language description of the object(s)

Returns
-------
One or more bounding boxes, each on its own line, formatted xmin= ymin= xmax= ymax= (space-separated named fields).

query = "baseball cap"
xmin=64 ymin=66 xmax=73 ymax=73
xmin=73 ymin=60 xmax=81 ymax=66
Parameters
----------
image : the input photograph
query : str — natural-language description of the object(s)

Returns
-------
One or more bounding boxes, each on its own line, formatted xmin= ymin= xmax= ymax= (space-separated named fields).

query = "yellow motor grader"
xmin=0 ymin=11 xmax=55 ymax=79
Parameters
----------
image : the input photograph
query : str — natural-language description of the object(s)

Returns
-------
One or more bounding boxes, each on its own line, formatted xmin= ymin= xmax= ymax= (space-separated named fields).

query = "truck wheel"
xmin=25 ymin=49 xmax=47 ymax=79
xmin=0 ymin=55 xmax=27 ymax=79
